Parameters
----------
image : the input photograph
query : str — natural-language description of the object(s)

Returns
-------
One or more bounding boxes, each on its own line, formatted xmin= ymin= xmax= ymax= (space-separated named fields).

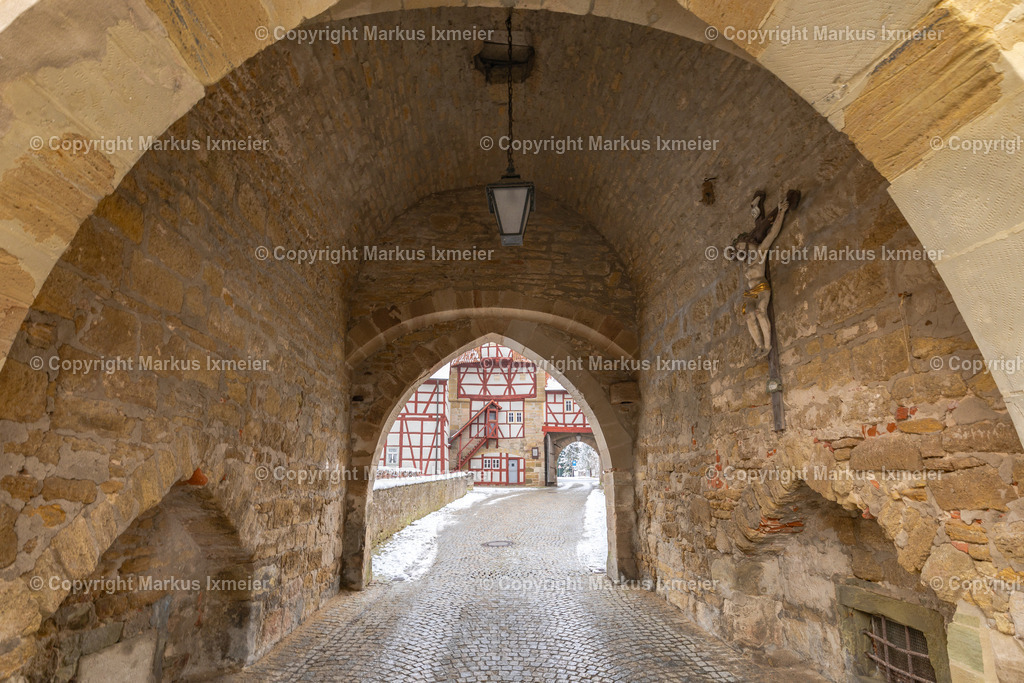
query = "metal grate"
xmin=863 ymin=614 xmax=937 ymax=683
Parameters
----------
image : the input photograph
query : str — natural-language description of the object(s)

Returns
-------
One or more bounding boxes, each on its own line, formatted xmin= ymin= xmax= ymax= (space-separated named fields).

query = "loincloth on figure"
xmin=741 ymin=280 xmax=770 ymax=315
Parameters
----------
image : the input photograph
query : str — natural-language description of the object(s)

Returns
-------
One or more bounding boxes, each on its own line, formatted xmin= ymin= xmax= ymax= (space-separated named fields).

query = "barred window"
xmin=864 ymin=614 xmax=937 ymax=682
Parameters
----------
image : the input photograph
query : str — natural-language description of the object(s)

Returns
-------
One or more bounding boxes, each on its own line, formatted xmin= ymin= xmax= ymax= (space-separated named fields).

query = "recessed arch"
xmin=343 ymin=320 xmax=640 ymax=589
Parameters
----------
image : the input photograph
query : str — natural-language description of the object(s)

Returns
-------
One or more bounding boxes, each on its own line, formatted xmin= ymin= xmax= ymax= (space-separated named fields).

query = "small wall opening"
xmin=29 ymin=485 xmax=259 ymax=682
xmin=838 ymin=582 xmax=951 ymax=683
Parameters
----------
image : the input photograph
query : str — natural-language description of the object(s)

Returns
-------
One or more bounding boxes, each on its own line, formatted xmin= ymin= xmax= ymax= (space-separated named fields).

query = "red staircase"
xmin=449 ymin=401 xmax=501 ymax=471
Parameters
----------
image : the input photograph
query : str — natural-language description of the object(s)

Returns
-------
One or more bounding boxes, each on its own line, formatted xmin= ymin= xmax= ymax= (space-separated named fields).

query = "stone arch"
xmin=346 ymin=293 xmax=639 ymax=369
xmin=1 ymin=0 xmax=1022 ymax=439
xmin=1 ymin=449 xmax=196 ymax=674
xmin=343 ymin=321 xmax=640 ymax=589
xmin=23 ymin=483 xmax=259 ymax=681
xmin=700 ymin=469 xmax=953 ymax=681
xmin=549 ymin=433 xmax=600 ymax=478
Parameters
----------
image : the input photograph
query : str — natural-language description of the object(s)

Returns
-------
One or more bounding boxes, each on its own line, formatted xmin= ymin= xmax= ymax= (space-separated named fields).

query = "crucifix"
xmin=728 ymin=189 xmax=801 ymax=431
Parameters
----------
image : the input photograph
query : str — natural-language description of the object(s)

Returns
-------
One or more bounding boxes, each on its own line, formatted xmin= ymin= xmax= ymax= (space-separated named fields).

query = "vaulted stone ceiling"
xmin=168 ymin=7 xmax=873 ymax=304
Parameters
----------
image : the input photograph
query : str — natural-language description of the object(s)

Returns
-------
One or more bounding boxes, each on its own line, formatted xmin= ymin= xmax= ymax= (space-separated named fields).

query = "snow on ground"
xmin=371 ymin=487 xmax=520 ymax=582
xmin=577 ymin=484 xmax=608 ymax=573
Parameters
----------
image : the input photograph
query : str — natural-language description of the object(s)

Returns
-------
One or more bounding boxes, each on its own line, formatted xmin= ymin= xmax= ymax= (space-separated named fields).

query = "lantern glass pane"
xmin=493 ymin=186 xmax=530 ymax=235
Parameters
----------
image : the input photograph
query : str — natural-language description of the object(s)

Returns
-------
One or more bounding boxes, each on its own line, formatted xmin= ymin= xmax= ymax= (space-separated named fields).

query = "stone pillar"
xmin=340 ymin=458 xmax=372 ymax=590
xmin=603 ymin=468 xmax=638 ymax=581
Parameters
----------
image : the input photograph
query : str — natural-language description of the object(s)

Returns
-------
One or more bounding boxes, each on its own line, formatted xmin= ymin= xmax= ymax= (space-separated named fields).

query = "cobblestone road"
xmin=227 ymin=480 xmax=822 ymax=682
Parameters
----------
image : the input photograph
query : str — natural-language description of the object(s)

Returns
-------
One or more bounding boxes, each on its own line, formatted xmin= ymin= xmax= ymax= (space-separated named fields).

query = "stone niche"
xmin=26 ymin=485 xmax=261 ymax=681
xmin=694 ymin=480 xmax=954 ymax=681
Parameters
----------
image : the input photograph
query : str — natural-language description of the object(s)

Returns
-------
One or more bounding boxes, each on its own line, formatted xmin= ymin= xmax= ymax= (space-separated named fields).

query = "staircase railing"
xmin=449 ymin=400 xmax=501 ymax=470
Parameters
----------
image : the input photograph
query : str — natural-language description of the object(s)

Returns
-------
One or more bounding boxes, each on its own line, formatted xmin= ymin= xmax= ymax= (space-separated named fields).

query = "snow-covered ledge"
xmin=366 ymin=471 xmax=473 ymax=558
xmin=373 ymin=469 xmax=473 ymax=490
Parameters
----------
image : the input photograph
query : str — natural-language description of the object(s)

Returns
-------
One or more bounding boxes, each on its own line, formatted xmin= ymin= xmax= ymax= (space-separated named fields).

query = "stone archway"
xmin=344 ymin=324 xmax=640 ymax=590
xmin=22 ymin=484 xmax=260 ymax=681
xmin=1 ymin=0 xmax=1022 ymax=439
xmin=0 ymin=2 xmax=1023 ymax=679
xmin=549 ymin=433 xmax=600 ymax=480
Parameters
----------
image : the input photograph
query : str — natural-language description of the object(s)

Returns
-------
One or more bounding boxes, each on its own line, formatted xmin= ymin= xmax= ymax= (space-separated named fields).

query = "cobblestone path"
xmin=226 ymin=480 xmax=823 ymax=682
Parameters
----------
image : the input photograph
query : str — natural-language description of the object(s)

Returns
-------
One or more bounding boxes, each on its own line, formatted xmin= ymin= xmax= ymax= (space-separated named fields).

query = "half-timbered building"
xmin=380 ymin=376 xmax=449 ymax=475
xmin=379 ymin=343 xmax=597 ymax=485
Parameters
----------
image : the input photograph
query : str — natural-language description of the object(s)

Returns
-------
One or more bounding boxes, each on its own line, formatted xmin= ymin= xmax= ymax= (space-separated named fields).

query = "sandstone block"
xmin=95 ymin=192 xmax=144 ymax=243
xmin=892 ymin=373 xmax=967 ymax=402
xmin=816 ymin=261 xmax=888 ymax=328
xmin=852 ymin=331 xmax=909 ymax=382
xmin=27 ymin=503 xmax=67 ymax=527
xmin=943 ymin=421 xmax=1022 ymax=453
xmin=930 ymin=467 xmax=1013 ymax=511
xmin=41 ymin=477 xmax=98 ymax=505
xmin=0 ymin=504 xmax=17 ymax=567
xmin=1 ymin=474 xmax=41 ymax=501
xmin=129 ymin=253 xmax=183 ymax=313
xmin=0 ymin=581 xmax=42 ymax=641
xmin=898 ymin=509 xmax=938 ymax=573
xmin=946 ymin=520 xmax=989 ymax=544
xmin=952 ymin=396 xmax=999 ymax=425
xmin=29 ymin=548 xmax=68 ymax=614
xmin=991 ymin=521 xmax=1024 ymax=567
xmin=921 ymin=543 xmax=976 ymax=603
xmin=51 ymin=516 xmax=99 ymax=578
xmin=849 ymin=436 xmax=923 ymax=471
xmin=51 ymin=396 xmax=134 ymax=437
xmin=80 ymin=305 xmax=138 ymax=357
xmin=898 ymin=418 xmax=945 ymax=434
xmin=0 ymin=360 xmax=47 ymax=422
xmin=63 ymin=219 xmax=125 ymax=282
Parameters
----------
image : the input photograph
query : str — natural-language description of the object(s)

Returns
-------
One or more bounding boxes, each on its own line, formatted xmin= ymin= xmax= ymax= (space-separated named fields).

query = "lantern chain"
xmin=506 ymin=9 xmax=516 ymax=177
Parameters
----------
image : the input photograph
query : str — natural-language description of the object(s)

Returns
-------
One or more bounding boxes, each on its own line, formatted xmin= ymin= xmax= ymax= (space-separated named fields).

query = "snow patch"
xmin=371 ymin=488 xmax=519 ymax=582
xmin=577 ymin=486 xmax=608 ymax=573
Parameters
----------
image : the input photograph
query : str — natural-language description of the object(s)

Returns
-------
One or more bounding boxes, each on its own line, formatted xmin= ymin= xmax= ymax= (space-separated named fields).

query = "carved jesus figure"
xmin=727 ymin=190 xmax=800 ymax=357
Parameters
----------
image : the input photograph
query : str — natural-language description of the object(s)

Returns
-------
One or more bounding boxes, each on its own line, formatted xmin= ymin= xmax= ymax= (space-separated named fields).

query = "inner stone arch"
xmin=344 ymin=324 xmax=640 ymax=589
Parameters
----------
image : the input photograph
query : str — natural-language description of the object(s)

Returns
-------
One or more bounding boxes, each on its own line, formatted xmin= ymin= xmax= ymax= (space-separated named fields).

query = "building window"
xmin=385 ymin=446 xmax=399 ymax=466
xmin=506 ymin=411 xmax=523 ymax=424
xmin=864 ymin=614 xmax=937 ymax=682
xmin=565 ymin=399 xmax=574 ymax=412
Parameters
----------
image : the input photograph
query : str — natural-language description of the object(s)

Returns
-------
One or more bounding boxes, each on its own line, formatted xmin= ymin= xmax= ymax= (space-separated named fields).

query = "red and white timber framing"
xmin=381 ymin=378 xmax=449 ymax=474
xmin=450 ymin=343 xmax=537 ymax=485
xmin=453 ymin=343 xmax=537 ymax=400
xmin=543 ymin=389 xmax=592 ymax=434
xmin=465 ymin=451 xmax=525 ymax=485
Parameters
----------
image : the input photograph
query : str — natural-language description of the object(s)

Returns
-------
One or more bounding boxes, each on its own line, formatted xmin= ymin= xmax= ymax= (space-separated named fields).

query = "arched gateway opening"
xmin=0 ymin=2 xmax=1023 ymax=680
xmin=346 ymin=333 xmax=639 ymax=589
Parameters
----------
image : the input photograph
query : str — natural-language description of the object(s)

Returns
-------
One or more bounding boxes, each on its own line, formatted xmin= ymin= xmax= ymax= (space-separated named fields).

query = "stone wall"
xmin=1 ymin=6 xmax=1022 ymax=681
xmin=0 ymin=89 xmax=349 ymax=675
xmin=367 ymin=474 xmax=471 ymax=556
xmin=633 ymin=140 xmax=1024 ymax=679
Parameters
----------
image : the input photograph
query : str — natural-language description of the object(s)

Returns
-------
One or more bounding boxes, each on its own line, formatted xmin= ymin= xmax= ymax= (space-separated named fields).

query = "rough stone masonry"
xmin=0 ymin=5 xmax=1022 ymax=683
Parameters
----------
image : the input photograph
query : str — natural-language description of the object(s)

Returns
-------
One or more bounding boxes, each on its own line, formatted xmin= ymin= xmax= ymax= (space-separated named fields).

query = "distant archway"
xmin=344 ymin=325 xmax=639 ymax=589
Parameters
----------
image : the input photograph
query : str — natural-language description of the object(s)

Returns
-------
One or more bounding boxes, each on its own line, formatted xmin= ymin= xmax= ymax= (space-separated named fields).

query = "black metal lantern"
xmin=486 ymin=10 xmax=535 ymax=247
